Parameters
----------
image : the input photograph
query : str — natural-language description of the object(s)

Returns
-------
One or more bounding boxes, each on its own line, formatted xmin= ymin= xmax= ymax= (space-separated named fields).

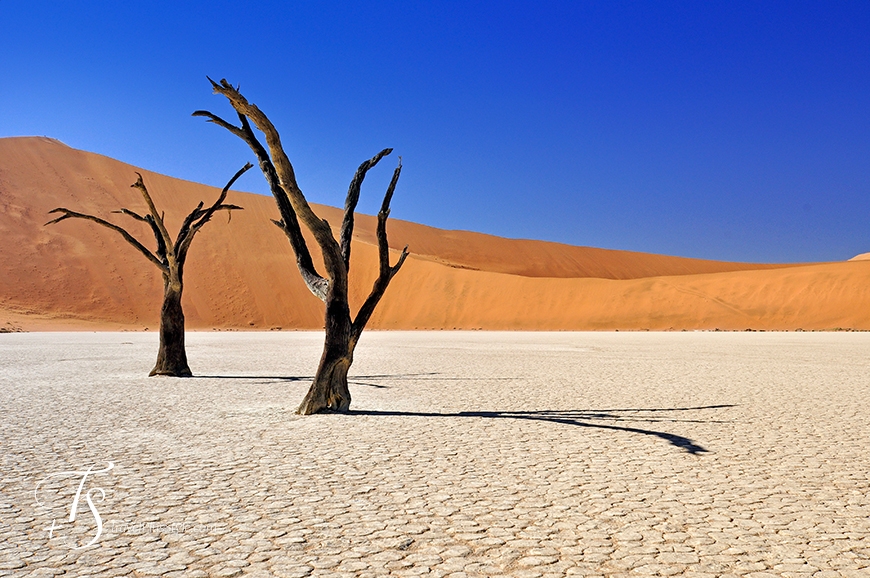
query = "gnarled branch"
xmin=204 ymin=78 xmax=345 ymax=280
xmin=351 ymin=159 xmax=409 ymax=342
xmin=112 ymin=208 xmax=148 ymax=222
xmin=46 ymin=208 xmax=168 ymax=273
xmin=195 ymin=100 xmax=329 ymax=301
xmin=175 ymin=162 xmax=251 ymax=263
xmin=131 ymin=173 xmax=174 ymax=257
xmin=340 ymin=148 xmax=393 ymax=272
xmin=191 ymin=110 xmax=246 ymax=139
xmin=113 ymin=207 xmax=167 ymax=263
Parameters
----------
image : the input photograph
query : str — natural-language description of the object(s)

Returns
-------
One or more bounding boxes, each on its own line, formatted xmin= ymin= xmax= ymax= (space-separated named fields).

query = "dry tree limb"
xmin=340 ymin=148 xmax=393 ymax=272
xmin=193 ymin=107 xmax=329 ymax=300
xmin=352 ymin=158 xmax=409 ymax=341
xmin=46 ymin=208 xmax=168 ymax=272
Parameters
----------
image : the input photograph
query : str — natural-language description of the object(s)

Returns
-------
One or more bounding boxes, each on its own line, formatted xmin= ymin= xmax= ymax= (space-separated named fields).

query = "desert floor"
xmin=1 ymin=331 xmax=869 ymax=577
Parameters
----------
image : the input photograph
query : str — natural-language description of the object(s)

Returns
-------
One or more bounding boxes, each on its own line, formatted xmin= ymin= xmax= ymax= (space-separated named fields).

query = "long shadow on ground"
xmin=193 ymin=373 xmax=730 ymax=454
xmin=350 ymin=405 xmax=735 ymax=455
xmin=192 ymin=372 xmax=443 ymax=388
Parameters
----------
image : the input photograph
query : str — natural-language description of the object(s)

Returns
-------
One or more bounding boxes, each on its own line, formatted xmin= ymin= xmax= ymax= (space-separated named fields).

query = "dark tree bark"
xmin=151 ymin=272 xmax=189 ymax=376
xmin=195 ymin=78 xmax=408 ymax=414
xmin=46 ymin=165 xmax=250 ymax=377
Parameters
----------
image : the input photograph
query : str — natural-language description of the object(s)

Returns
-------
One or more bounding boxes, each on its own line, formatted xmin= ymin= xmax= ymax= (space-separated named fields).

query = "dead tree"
xmin=195 ymin=78 xmax=408 ymax=414
xmin=46 ymin=165 xmax=251 ymax=377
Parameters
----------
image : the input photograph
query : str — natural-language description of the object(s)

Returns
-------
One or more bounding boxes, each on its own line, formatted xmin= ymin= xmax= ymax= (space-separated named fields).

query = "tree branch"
xmin=114 ymin=208 xmax=168 ymax=262
xmin=175 ymin=163 xmax=252 ymax=263
xmin=174 ymin=201 xmax=205 ymax=254
xmin=191 ymin=110 xmax=246 ymax=139
xmin=46 ymin=208 xmax=168 ymax=273
xmin=131 ymin=173 xmax=174 ymax=256
xmin=188 ymin=161 xmax=250 ymax=236
xmin=112 ymin=208 xmax=148 ymax=222
xmin=340 ymin=148 xmax=393 ymax=272
xmin=145 ymin=214 xmax=168 ymax=265
xmin=377 ymin=159 xmax=403 ymax=277
xmin=205 ymin=78 xmax=344 ymax=280
xmin=351 ymin=159 xmax=409 ymax=341
xmin=237 ymin=114 xmax=329 ymax=299
xmin=196 ymin=96 xmax=329 ymax=301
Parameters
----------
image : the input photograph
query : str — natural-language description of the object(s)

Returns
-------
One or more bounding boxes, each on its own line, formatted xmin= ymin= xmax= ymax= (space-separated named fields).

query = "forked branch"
xmin=132 ymin=174 xmax=174 ymax=256
xmin=351 ymin=158 xmax=409 ymax=341
xmin=175 ymin=162 xmax=251 ymax=262
xmin=340 ymin=148 xmax=393 ymax=271
xmin=48 ymin=166 xmax=249 ymax=274
xmin=201 ymin=78 xmax=344 ymax=279
xmin=46 ymin=209 xmax=168 ymax=272
xmin=193 ymin=105 xmax=329 ymax=300
xmin=113 ymin=207 xmax=168 ymax=263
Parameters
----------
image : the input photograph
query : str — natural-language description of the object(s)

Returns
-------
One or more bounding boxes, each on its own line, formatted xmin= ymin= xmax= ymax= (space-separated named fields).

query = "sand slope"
xmin=1 ymin=136 xmax=868 ymax=330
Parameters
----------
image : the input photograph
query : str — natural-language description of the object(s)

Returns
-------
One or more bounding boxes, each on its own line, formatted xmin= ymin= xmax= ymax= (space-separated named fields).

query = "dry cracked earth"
xmin=1 ymin=331 xmax=869 ymax=577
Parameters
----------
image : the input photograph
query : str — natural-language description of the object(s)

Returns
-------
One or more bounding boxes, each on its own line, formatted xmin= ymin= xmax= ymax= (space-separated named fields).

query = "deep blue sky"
xmin=2 ymin=1 xmax=868 ymax=262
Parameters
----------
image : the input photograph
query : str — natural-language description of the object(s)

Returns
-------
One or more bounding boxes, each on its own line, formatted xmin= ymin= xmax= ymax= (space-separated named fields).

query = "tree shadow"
xmin=194 ymin=375 xmax=310 ymax=381
xmin=191 ymin=372 xmax=728 ymax=454
xmin=349 ymin=405 xmax=736 ymax=455
xmin=192 ymin=372 xmax=448 ymax=388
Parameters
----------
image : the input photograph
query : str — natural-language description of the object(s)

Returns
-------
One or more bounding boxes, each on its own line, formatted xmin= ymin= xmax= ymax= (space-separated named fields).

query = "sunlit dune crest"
xmin=1 ymin=136 xmax=869 ymax=331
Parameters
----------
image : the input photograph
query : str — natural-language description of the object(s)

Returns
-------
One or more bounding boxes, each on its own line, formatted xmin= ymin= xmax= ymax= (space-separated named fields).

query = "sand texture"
xmin=2 ymin=331 xmax=869 ymax=576
xmin=2 ymin=136 xmax=870 ymax=331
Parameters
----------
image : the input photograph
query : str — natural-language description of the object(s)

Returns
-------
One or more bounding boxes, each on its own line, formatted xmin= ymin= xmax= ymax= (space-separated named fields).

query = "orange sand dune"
xmin=347 ymin=215 xmax=805 ymax=279
xmin=1 ymin=136 xmax=868 ymax=331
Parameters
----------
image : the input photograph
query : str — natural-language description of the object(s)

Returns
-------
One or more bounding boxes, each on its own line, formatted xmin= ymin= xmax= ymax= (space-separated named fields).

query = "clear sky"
xmin=2 ymin=1 xmax=868 ymax=263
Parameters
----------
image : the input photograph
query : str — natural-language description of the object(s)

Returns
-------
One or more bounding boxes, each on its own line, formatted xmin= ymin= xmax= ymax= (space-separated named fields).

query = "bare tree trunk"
xmin=298 ymin=346 xmax=353 ymax=414
xmin=150 ymin=277 xmax=192 ymax=377
xmin=296 ymin=291 xmax=354 ymax=413
xmin=198 ymin=80 xmax=409 ymax=414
